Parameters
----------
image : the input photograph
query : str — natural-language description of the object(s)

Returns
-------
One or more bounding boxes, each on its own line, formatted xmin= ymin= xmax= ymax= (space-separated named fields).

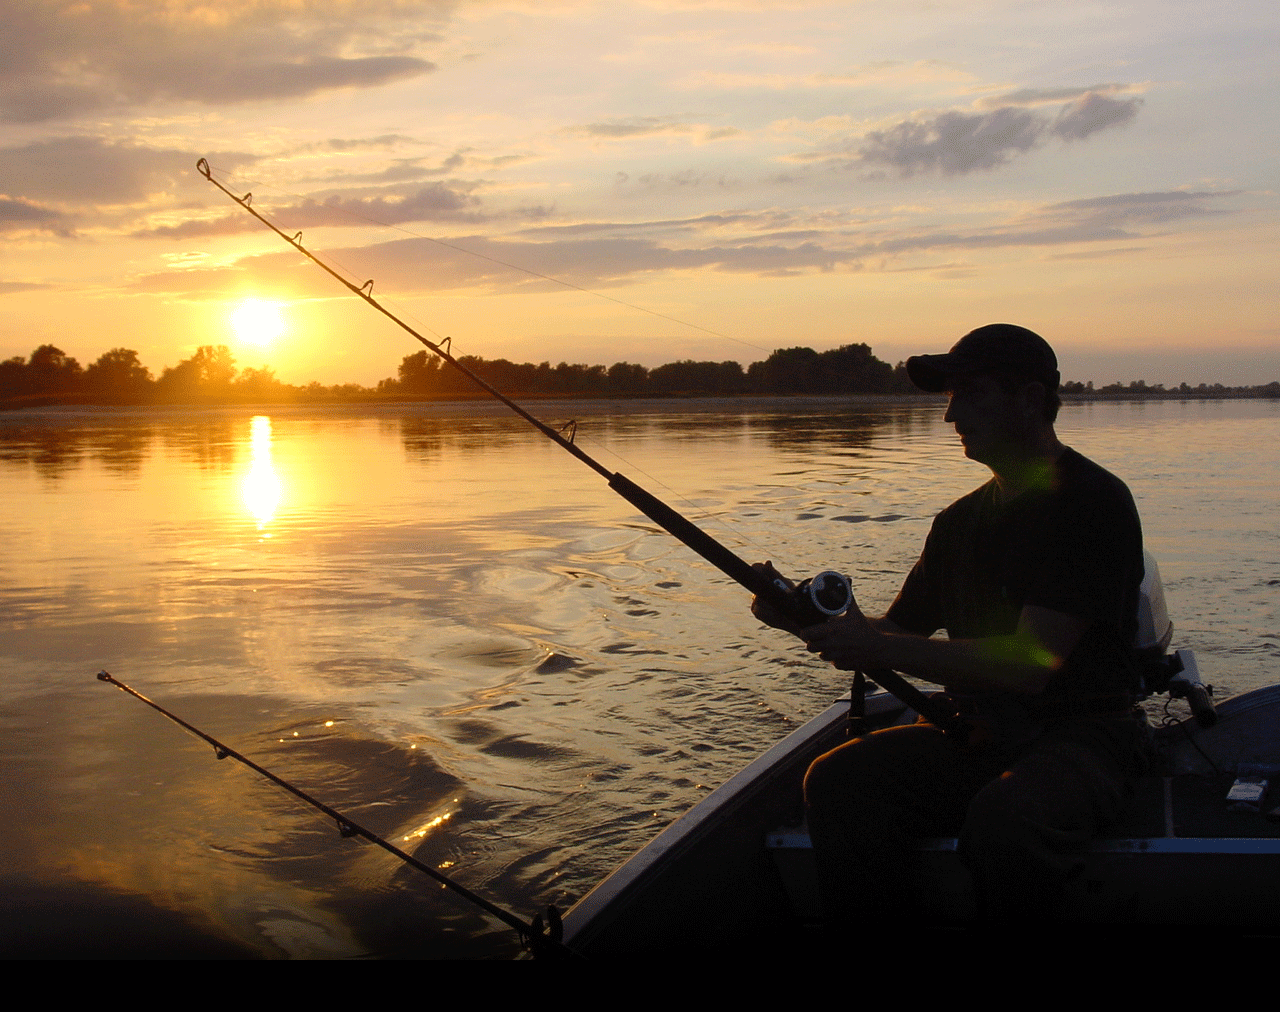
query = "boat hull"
xmin=561 ymin=684 xmax=1280 ymax=956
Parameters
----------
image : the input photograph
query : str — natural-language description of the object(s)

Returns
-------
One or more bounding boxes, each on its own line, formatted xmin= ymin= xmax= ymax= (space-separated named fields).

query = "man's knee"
xmin=960 ymin=747 xmax=1114 ymax=902
xmin=805 ymin=723 xmax=951 ymax=808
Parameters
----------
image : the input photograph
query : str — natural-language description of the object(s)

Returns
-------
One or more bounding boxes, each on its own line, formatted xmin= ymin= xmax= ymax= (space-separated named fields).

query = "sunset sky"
xmin=2 ymin=1 xmax=1276 ymax=387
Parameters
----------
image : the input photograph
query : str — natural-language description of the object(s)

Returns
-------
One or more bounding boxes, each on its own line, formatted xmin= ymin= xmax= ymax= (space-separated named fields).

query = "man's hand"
xmin=801 ymin=597 xmax=882 ymax=670
xmin=749 ymin=561 xmax=804 ymax=637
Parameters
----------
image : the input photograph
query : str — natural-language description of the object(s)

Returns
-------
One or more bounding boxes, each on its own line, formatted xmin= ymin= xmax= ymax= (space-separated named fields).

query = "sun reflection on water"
xmin=242 ymin=415 xmax=282 ymax=533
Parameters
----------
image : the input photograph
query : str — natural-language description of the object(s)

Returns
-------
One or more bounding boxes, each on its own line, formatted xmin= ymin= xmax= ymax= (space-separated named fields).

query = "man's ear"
xmin=1018 ymin=380 xmax=1046 ymax=420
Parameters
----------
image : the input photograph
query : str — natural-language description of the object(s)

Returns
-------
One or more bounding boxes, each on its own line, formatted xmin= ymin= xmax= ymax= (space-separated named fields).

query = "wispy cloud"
xmin=854 ymin=190 xmax=1234 ymax=255
xmin=857 ymin=106 xmax=1044 ymax=176
xmin=976 ymin=83 xmax=1139 ymax=109
xmin=0 ymin=281 xmax=57 ymax=294
xmin=0 ymin=196 xmax=70 ymax=234
xmin=570 ymin=116 xmax=741 ymax=143
xmin=0 ymin=136 xmax=253 ymax=205
xmin=127 ymin=189 xmax=1237 ymax=298
xmin=1038 ymin=190 xmax=1236 ymax=225
xmin=798 ymin=88 xmax=1143 ymax=176
xmin=686 ymin=60 xmax=972 ymax=92
xmin=134 ymin=182 xmax=487 ymax=238
xmin=0 ymin=0 xmax=448 ymax=123
xmin=1051 ymin=92 xmax=1142 ymax=140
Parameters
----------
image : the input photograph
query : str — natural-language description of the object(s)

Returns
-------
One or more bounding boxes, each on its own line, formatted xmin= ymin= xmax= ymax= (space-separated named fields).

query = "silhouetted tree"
xmin=84 ymin=348 xmax=152 ymax=402
xmin=748 ymin=346 xmax=822 ymax=393
xmin=0 ymin=356 xmax=28 ymax=398
xmin=26 ymin=345 xmax=83 ymax=394
xmin=650 ymin=359 xmax=745 ymax=395
xmin=397 ymin=351 xmax=441 ymax=394
xmin=155 ymin=345 xmax=237 ymax=402
xmin=235 ymin=366 xmax=284 ymax=400
xmin=818 ymin=343 xmax=893 ymax=393
xmin=607 ymin=362 xmax=649 ymax=395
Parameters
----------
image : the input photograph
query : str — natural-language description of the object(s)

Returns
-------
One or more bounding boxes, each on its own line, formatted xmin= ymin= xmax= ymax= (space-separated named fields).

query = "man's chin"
xmin=960 ymin=440 xmax=999 ymax=466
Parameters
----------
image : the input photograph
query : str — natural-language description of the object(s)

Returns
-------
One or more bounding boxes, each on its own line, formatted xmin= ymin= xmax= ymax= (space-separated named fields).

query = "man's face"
xmin=943 ymin=374 xmax=1028 ymax=466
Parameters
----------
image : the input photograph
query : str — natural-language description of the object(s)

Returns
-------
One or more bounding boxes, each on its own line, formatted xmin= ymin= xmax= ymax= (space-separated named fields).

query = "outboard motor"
xmin=1134 ymin=551 xmax=1215 ymax=726
xmin=1134 ymin=550 xmax=1173 ymax=658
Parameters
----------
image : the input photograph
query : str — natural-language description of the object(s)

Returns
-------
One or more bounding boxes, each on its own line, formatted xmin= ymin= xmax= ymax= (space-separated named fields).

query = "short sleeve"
xmin=1017 ymin=475 xmax=1143 ymax=639
xmin=885 ymin=524 xmax=944 ymax=636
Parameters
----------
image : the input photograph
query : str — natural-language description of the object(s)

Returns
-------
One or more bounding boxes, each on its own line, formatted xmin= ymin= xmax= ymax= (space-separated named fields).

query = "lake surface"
xmin=2 ymin=396 xmax=1277 ymax=958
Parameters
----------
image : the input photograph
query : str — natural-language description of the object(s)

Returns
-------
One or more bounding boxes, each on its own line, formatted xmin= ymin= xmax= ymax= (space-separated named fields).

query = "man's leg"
xmin=804 ymin=722 xmax=1001 ymax=928
xmin=960 ymin=718 xmax=1142 ymax=922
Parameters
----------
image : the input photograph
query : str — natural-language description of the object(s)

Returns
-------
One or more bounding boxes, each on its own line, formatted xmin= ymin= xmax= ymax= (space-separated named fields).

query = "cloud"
xmin=627 ymin=170 xmax=742 ymax=191
xmin=687 ymin=60 xmax=973 ymax=92
xmin=1051 ymin=93 xmax=1142 ymax=141
xmin=0 ymin=281 xmax=56 ymax=294
xmin=302 ymin=135 xmax=420 ymax=154
xmin=127 ymin=190 xmax=1238 ymax=298
xmin=0 ymin=136 xmax=253 ymax=205
xmin=517 ymin=211 xmax=767 ymax=238
xmin=977 ymin=83 xmax=1138 ymax=108
xmin=130 ymin=230 xmax=863 ymax=298
xmin=571 ymin=116 xmax=739 ymax=144
xmin=0 ymin=195 xmax=69 ymax=234
xmin=308 ymin=150 xmax=477 ymax=185
xmin=574 ymin=116 xmax=697 ymax=139
xmin=134 ymin=182 xmax=486 ymax=238
xmin=803 ymin=88 xmax=1143 ymax=176
xmin=854 ymin=190 xmax=1234 ymax=255
xmin=0 ymin=1 xmax=447 ymax=122
xmin=1039 ymin=190 xmax=1234 ymax=226
xmin=857 ymin=106 xmax=1044 ymax=176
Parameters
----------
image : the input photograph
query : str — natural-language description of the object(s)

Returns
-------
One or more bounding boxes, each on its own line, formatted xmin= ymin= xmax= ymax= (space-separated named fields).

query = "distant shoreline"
xmin=4 ymin=388 xmax=1277 ymax=413
xmin=6 ymin=341 xmax=1276 ymax=412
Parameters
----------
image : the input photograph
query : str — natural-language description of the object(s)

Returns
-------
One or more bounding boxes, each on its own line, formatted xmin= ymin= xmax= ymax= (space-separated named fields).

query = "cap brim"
xmin=905 ymin=354 xmax=960 ymax=393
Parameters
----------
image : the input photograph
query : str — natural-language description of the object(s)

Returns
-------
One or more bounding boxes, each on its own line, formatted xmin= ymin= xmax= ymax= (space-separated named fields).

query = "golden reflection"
xmin=242 ymin=415 xmax=282 ymax=532
xmin=403 ymin=799 xmax=462 ymax=843
xmin=403 ymin=809 xmax=455 ymax=843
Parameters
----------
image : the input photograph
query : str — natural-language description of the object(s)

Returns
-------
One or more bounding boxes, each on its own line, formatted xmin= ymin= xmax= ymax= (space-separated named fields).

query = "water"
xmin=1 ymin=397 xmax=1277 ymax=957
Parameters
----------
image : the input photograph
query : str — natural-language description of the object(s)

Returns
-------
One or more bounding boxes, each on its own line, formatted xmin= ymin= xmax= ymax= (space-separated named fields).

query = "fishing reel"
xmin=781 ymin=570 xmax=853 ymax=627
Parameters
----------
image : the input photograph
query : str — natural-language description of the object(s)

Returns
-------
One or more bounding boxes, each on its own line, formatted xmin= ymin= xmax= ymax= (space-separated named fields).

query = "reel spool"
xmin=789 ymin=570 xmax=852 ymax=626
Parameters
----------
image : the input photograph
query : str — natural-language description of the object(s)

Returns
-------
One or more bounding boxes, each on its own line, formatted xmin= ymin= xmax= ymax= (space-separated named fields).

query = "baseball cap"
xmin=905 ymin=324 xmax=1060 ymax=393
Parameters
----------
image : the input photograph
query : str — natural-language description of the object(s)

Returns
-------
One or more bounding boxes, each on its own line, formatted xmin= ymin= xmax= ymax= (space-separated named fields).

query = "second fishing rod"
xmin=196 ymin=159 xmax=958 ymax=731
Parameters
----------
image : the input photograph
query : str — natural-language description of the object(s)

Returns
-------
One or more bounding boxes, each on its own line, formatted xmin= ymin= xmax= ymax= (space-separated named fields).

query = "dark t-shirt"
xmin=885 ymin=448 xmax=1144 ymax=713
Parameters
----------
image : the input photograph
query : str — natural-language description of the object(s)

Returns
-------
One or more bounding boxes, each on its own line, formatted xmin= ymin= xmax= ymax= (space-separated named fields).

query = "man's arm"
xmin=801 ymin=602 xmax=1089 ymax=696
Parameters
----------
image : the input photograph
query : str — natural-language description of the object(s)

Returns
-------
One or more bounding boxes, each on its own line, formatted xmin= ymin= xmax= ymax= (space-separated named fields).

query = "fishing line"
xmin=197 ymin=159 xmax=961 ymax=733
xmin=202 ymin=163 xmax=787 ymax=559
xmin=96 ymin=670 xmax=579 ymax=959
xmin=198 ymin=161 xmax=774 ymax=357
xmin=204 ymin=166 xmax=818 ymax=580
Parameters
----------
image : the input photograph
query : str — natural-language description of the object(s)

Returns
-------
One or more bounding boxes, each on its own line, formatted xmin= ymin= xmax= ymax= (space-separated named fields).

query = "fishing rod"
xmin=195 ymin=158 xmax=959 ymax=730
xmin=96 ymin=670 xmax=579 ymax=959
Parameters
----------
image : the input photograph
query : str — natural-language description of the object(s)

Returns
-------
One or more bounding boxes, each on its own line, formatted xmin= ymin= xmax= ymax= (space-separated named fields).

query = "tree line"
xmin=384 ymin=342 xmax=910 ymax=398
xmin=2 ymin=342 xmax=1276 ymax=408
xmin=1060 ymin=378 xmax=1280 ymax=399
xmin=0 ymin=341 xmax=916 ymax=406
xmin=0 ymin=344 xmax=287 ymax=405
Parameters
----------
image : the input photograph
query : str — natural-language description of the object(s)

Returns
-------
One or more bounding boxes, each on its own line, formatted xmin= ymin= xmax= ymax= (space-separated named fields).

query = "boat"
xmin=556 ymin=553 xmax=1280 ymax=956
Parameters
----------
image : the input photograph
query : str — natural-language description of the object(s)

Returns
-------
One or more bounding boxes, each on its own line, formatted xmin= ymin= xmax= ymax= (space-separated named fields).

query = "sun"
xmin=231 ymin=298 xmax=286 ymax=347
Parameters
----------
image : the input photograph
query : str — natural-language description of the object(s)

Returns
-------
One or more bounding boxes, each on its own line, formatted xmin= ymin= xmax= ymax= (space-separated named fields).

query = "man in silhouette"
xmin=759 ymin=324 xmax=1148 ymax=925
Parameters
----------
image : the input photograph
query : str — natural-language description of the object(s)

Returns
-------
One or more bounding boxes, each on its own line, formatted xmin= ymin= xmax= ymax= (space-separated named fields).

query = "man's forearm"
xmin=804 ymin=608 xmax=1070 ymax=696
xmin=867 ymin=628 xmax=1058 ymax=696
